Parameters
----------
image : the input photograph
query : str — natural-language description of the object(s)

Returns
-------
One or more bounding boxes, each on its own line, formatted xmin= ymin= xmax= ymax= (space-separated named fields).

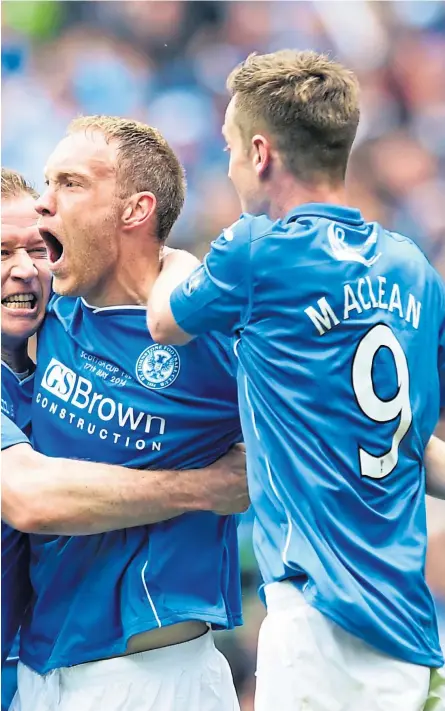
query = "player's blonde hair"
xmin=1 ymin=167 xmax=39 ymax=200
xmin=227 ymin=50 xmax=360 ymax=183
xmin=68 ymin=116 xmax=186 ymax=242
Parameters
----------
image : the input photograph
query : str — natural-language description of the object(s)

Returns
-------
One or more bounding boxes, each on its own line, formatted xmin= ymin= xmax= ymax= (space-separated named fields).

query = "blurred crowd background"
xmin=2 ymin=2 xmax=445 ymax=708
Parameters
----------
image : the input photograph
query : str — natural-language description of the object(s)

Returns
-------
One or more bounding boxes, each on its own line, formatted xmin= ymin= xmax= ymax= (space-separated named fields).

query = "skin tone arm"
xmin=2 ymin=443 xmax=248 ymax=535
xmin=425 ymin=434 xmax=445 ymax=500
xmin=148 ymin=248 xmax=198 ymax=345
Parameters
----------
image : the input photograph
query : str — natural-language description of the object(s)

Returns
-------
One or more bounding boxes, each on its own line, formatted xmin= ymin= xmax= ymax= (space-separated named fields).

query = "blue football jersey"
xmin=1 ymin=363 xmax=34 ymax=437
xmin=22 ymin=296 xmax=243 ymax=674
xmin=1 ymin=412 xmax=30 ymax=451
xmin=170 ymin=204 xmax=445 ymax=667
xmin=1 ymin=413 xmax=32 ymax=663
xmin=1 ymin=370 xmax=34 ymax=711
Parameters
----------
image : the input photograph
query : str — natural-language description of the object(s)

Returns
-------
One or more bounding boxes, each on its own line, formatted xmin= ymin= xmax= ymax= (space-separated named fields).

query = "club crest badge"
xmin=136 ymin=344 xmax=180 ymax=390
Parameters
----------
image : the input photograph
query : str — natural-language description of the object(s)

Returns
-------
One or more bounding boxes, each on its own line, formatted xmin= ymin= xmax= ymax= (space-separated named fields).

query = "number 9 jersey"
xmin=170 ymin=204 xmax=445 ymax=668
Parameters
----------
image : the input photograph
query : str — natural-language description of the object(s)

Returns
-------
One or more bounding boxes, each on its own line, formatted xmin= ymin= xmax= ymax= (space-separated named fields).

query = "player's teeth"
xmin=2 ymin=295 xmax=34 ymax=309
xmin=3 ymin=294 xmax=34 ymax=302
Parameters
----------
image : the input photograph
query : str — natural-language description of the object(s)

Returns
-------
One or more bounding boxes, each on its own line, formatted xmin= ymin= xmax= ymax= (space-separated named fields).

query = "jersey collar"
xmin=284 ymin=203 xmax=365 ymax=226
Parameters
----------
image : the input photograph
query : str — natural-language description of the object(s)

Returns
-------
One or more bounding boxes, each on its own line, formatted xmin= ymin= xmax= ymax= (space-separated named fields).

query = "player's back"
xmin=236 ymin=205 xmax=445 ymax=667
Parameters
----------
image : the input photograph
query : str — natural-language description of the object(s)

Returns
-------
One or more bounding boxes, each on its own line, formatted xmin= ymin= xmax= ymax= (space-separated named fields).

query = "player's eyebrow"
xmin=1 ymin=232 xmax=44 ymax=247
xmin=45 ymin=170 xmax=91 ymax=185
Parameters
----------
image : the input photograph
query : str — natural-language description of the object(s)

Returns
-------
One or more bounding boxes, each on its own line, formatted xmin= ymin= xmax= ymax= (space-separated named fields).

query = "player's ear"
xmin=121 ymin=192 xmax=157 ymax=232
xmin=251 ymin=135 xmax=271 ymax=178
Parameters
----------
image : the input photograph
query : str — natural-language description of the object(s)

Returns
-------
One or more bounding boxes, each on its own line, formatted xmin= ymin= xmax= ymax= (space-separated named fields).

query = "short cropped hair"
xmin=68 ymin=116 xmax=186 ymax=242
xmin=1 ymin=168 xmax=39 ymax=200
xmin=227 ymin=50 xmax=360 ymax=183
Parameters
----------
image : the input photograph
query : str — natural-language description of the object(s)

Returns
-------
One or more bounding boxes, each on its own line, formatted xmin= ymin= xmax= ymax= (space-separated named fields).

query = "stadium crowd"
xmin=2 ymin=2 xmax=445 ymax=709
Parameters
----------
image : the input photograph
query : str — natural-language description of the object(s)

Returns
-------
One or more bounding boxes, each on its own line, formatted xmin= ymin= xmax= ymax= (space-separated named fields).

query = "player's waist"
xmin=110 ymin=621 xmax=208 ymax=658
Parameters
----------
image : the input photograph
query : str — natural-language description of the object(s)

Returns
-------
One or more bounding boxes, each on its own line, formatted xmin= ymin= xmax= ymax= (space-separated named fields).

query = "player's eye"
xmin=29 ymin=247 xmax=48 ymax=258
xmin=1 ymin=249 xmax=11 ymax=259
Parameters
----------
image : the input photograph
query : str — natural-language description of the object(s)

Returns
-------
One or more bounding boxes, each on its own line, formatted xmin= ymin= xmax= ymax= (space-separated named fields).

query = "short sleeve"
xmin=1 ymin=413 xmax=30 ymax=451
xmin=170 ymin=216 xmax=253 ymax=336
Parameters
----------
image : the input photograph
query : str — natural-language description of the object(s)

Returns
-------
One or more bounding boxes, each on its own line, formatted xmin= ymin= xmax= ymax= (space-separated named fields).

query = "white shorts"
xmin=255 ymin=581 xmax=438 ymax=711
xmin=10 ymin=631 xmax=240 ymax=711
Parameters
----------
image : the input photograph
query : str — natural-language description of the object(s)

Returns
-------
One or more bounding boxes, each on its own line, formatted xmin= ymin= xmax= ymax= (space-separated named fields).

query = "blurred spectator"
xmin=2 ymin=0 xmax=444 ymax=268
xmin=2 ymin=3 xmax=444 ymax=706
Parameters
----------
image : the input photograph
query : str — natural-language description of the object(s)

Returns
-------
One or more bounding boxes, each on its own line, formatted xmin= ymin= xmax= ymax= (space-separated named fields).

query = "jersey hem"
xmin=20 ymin=610 xmax=243 ymax=674
xmin=308 ymin=594 xmax=444 ymax=669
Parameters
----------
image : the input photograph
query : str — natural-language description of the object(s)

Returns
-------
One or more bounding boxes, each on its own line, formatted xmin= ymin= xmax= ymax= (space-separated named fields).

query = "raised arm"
xmin=148 ymin=247 xmax=200 ymax=345
xmin=2 ymin=443 xmax=248 ymax=535
xmin=425 ymin=434 xmax=445 ymax=500
xmin=148 ymin=218 xmax=252 ymax=344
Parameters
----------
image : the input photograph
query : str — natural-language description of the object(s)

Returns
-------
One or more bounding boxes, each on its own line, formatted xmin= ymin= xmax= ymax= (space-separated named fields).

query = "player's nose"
xmin=10 ymin=250 xmax=38 ymax=282
xmin=35 ymin=187 xmax=56 ymax=217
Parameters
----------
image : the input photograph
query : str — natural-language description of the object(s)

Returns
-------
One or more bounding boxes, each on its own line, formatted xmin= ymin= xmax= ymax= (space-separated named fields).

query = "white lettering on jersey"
xmin=304 ymin=277 xmax=422 ymax=336
xmin=406 ymin=294 xmax=421 ymax=329
xmin=304 ymin=297 xmax=340 ymax=336
xmin=40 ymin=358 xmax=166 ymax=438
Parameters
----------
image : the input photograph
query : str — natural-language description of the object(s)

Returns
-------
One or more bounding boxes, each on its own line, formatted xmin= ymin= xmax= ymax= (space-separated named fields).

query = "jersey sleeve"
xmin=170 ymin=216 xmax=252 ymax=336
xmin=1 ymin=413 xmax=30 ymax=450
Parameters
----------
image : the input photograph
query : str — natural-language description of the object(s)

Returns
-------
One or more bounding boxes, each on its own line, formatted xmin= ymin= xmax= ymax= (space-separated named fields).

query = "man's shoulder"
xmin=1 ymin=363 xmax=33 ymax=409
xmin=179 ymin=330 xmax=236 ymax=373
xmin=384 ymin=228 xmax=445 ymax=291
xmin=1 ymin=365 xmax=19 ymax=420
xmin=221 ymin=213 xmax=277 ymax=243
xmin=232 ymin=213 xmax=287 ymax=241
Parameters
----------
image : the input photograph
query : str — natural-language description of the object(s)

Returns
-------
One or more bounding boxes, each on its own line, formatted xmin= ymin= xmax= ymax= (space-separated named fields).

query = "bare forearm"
xmin=148 ymin=249 xmax=198 ymax=344
xmin=425 ymin=435 xmax=445 ymax=500
xmin=2 ymin=443 xmax=247 ymax=534
xmin=3 ymin=447 xmax=215 ymax=535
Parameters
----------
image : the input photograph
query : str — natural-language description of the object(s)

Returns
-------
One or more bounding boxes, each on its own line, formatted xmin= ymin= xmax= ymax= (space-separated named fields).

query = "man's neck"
xmin=84 ymin=248 xmax=162 ymax=308
xmin=267 ymin=176 xmax=348 ymax=221
xmin=2 ymin=343 xmax=32 ymax=374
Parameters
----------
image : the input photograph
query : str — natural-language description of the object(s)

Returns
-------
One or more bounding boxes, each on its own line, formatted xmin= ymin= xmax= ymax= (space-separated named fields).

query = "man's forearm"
xmin=2 ymin=444 xmax=248 ymax=535
xmin=425 ymin=435 xmax=445 ymax=499
xmin=148 ymin=248 xmax=198 ymax=344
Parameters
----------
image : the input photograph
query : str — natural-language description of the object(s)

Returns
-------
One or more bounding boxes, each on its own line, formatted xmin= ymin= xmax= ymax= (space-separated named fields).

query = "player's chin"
xmin=51 ymin=274 xmax=81 ymax=297
xmin=1 ymin=314 xmax=41 ymax=342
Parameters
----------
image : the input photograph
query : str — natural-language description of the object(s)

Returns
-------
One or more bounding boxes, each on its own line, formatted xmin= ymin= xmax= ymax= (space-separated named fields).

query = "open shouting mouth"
xmin=39 ymin=229 xmax=64 ymax=266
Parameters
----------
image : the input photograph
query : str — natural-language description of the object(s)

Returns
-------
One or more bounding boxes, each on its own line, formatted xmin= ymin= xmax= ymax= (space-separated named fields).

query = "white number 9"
xmin=352 ymin=324 xmax=412 ymax=479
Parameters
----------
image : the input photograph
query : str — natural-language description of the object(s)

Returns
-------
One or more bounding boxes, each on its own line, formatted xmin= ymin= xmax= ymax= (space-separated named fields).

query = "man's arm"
xmin=148 ymin=217 xmax=252 ymax=344
xmin=2 ymin=443 xmax=248 ymax=535
xmin=425 ymin=435 xmax=445 ymax=500
xmin=148 ymin=247 xmax=201 ymax=345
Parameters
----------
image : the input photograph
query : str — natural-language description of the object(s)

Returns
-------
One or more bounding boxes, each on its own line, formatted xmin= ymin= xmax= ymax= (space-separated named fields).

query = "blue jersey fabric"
xmin=1 ymin=414 xmax=32 ymax=673
xmin=1 ymin=369 xmax=34 ymax=711
xmin=1 ymin=363 xmax=34 ymax=437
xmin=22 ymin=296 xmax=243 ymax=674
xmin=170 ymin=204 xmax=445 ymax=668
xmin=1 ymin=412 xmax=30 ymax=451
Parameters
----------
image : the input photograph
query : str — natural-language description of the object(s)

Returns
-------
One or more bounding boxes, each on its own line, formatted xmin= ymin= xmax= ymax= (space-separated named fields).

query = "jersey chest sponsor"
xmin=35 ymin=357 xmax=166 ymax=451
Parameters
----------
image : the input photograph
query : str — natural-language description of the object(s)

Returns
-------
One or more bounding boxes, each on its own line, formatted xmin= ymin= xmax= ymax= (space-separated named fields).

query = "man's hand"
xmin=148 ymin=247 xmax=199 ymax=345
xmin=206 ymin=444 xmax=249 ymax=515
